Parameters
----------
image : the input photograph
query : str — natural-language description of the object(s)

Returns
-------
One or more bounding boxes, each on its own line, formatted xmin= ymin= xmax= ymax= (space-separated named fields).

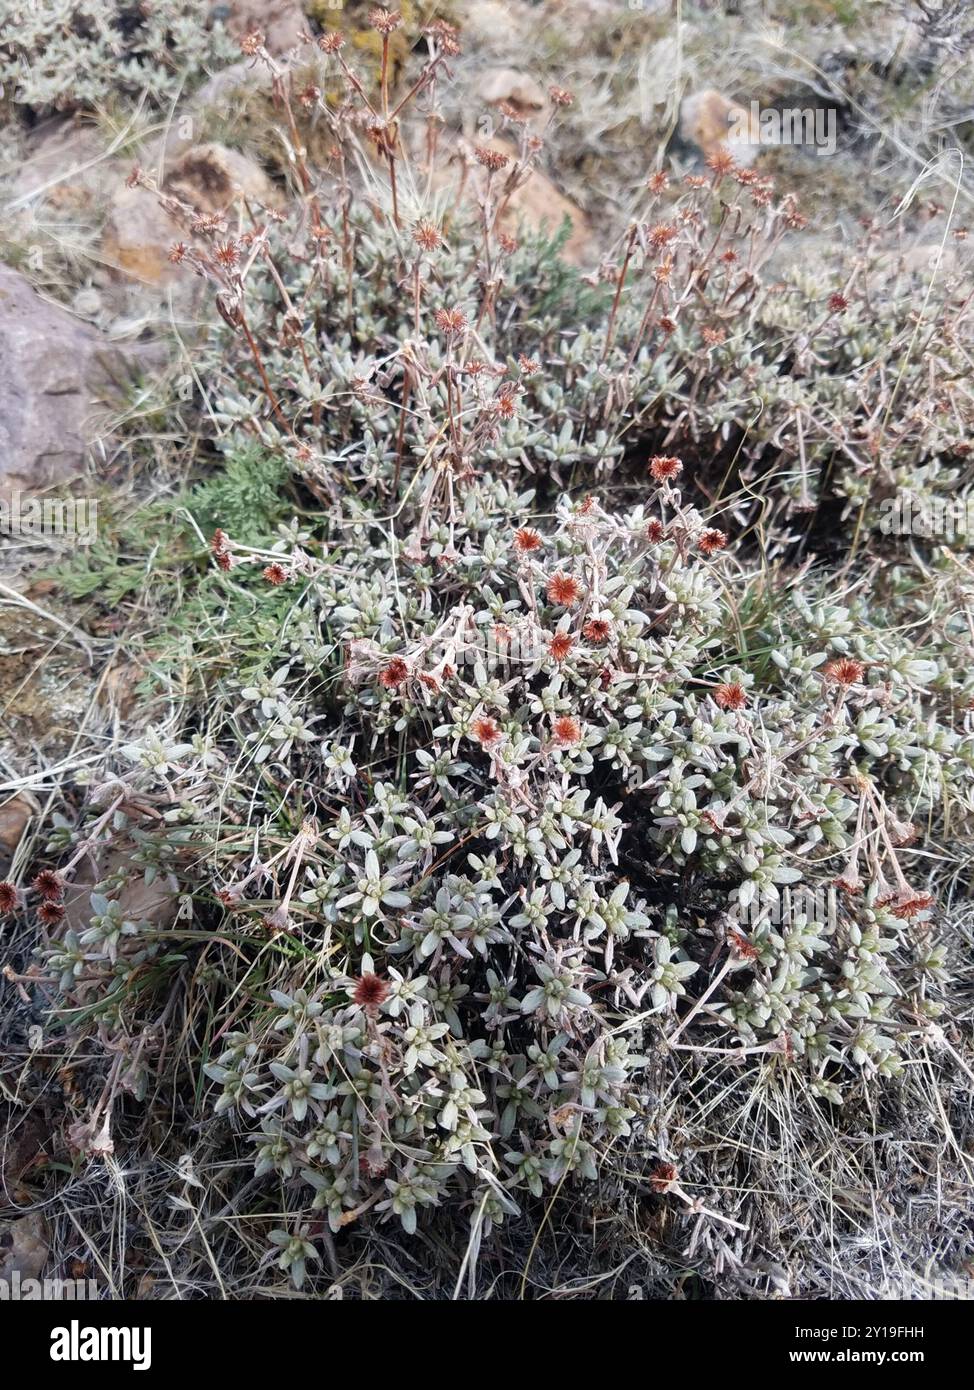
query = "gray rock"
xmin=0 ymin=265 xmax=148 ymax=493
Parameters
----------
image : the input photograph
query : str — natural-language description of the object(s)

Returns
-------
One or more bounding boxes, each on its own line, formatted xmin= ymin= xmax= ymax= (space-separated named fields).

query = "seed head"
xmin=548 ymin=86 xmax=574 ymax=106
xmin=318 ymin=31 xmax=344 ymax=53
xmin=262 ymin=563 xmax=289 ymax=585
xmin=240 ymin=29 xmax=264 ymax=56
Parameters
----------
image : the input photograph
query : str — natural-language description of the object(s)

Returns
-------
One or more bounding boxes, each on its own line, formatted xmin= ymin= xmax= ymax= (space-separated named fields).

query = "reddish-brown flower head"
xmin=263 ymin=564 xmax=289 ymax=586
xmin=713 ymin=682 xmax=747 ymax=711
xmin=369 ymin=7 xmax=402 ymax=35
xmin=353 ymin=972 xmax=390 ymax=1008
xmin=379 ymin=658 xmax=409 ymax=689
xmin=32 ymin=870 xmax=64 ymax=902
xmin=698 ymin=528 xmax=727 ymax=556
xmin=0 ymin=881 xmax=19 ymax=914
xmin=435 ymin=307 xmax=467 ymax=336
xmin=37 ymin=900 xmax=66 ymax=926
xmin=649 ymin=455 xmax=683 ymax=483
xmin=169 ymin=242 xmax=187 ymax=264
xmin=215 ymin=241 xmax=239 ymax=268
xmin=890 ymin=890 xmax=934 ymax=920
xmin=413 ymin=220 xmax=441 ymax=252
xmin=513 ymin=526 xmax=543 ymax=554
xmin=552 ymin=715 xmax=582 ymax=746
xmin=824 ymin=658 xmax=865 ymax=686
xmin=706 ymin=148 xmax=736 ymax=177
xmin=646 ymin=519 xmax=666 ymax=543
xmin=547 ymin=573 xmax=582 ymax=607
xmin=494 ymin=387 xmax=517 ymax=420
xmin=548 ymin=86 xmax=574 ymax=106
xmin=472 ymin=717 xmax=502 ymax=745
xmin=729 ymin=929 xmax=759 ymax=961
xmin=318 ymin=31 xmax=345 ymax=53
xmin=649 ymin=1160 xmax=678 ymax=1194
xmin=583 ymin=618 xmax=612 ymax=644
xmin=828 ymin=292 xmax=849 ymax=313
xmin=648 ymin=222 xmax=678 ymax=250
xmin=549 ymin=633 xmax=575 ymax=661
xmin=474 ymin=146 xmax=510 ymax=172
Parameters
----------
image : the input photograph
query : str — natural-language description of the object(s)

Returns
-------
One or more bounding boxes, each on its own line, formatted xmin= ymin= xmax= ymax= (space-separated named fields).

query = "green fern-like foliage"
xmin=189 ymin=447 xmax=291 ymax=543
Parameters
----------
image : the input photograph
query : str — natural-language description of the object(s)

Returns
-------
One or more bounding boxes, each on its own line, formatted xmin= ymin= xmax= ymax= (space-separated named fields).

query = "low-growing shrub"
xmin=5 ymin=12 xmax=973 ymax=1296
